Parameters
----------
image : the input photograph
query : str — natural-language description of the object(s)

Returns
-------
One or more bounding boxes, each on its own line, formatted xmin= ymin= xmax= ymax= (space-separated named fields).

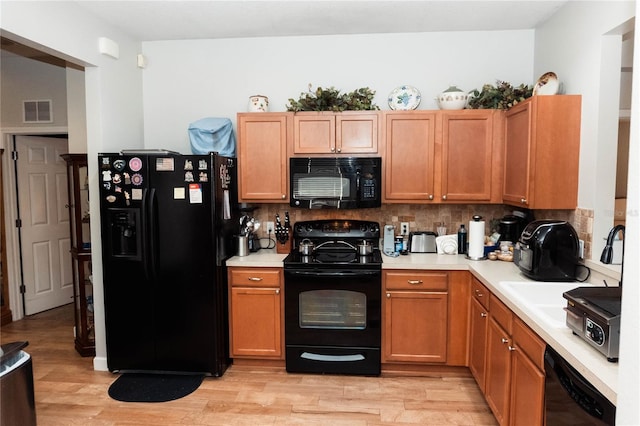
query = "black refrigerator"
xmin=98 ymin=150 xmax=239 ymax=376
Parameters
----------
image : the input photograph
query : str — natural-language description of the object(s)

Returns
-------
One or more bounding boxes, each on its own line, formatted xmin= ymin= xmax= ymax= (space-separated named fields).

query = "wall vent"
xmin=23 ymin=100 xmax=53 ymax=123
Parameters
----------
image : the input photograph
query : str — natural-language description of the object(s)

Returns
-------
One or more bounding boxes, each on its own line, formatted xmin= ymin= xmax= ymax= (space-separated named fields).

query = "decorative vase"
xmin=248 ymin=95 xmax=269 ymax=112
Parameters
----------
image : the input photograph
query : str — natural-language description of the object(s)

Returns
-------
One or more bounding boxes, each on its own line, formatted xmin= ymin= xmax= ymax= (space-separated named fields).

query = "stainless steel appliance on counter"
xmin=283 ymin=219 xmax=382 ymax=376
xmin=514 ymin=220 xmax=582 ymax=281
xmin=408 ymin=231 xmax=437 ymax=253
xmin=544 ymin=346 xmax=616 ymax=425
xmin=98 ymin=151 xmax=239 ymax=376
xmin=563 ymin=286 xmax=622 ymax=362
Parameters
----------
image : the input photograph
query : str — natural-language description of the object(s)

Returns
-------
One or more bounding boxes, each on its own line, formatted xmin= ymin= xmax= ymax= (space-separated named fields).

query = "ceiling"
xmin=73 ymin=1 xmax=569 ymax=41
xmin=2 ymin=1 xmax=569 ymax=66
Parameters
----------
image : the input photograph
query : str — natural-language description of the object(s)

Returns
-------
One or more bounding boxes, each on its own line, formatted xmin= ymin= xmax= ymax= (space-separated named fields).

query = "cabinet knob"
xmin=331 ymin=147 xmax=336 ymax=152
xmin=508 ymin=345 xmax=517 ymax=351
xmin=248 ymin=277 xmax=263 ymax=281
xmin=428 ymin=194 xmax=434 ymax=200
xmin=275 ymin=289 xmax=280 ymax=295
xmin=480 ymin=312 xmax=488 ymax=318
xmin=337 ymin=148 xmax=341 ymax=153
xmin=475 ymin=290 xmax=483 ymax=297
xmin=520 ymin=198 xmax=527 ymax=204
xmin=442 ymin=195 xmax=447 ymax=200
xmin=281 ymin=194 xmax=286 ymax=199
xmin=386 ymin=293 xmax=391 ymax=298
xmin=407 ymin=280 xmax=423 ymax=285
xmin=501 ymin=337 xmax=509 ymax=344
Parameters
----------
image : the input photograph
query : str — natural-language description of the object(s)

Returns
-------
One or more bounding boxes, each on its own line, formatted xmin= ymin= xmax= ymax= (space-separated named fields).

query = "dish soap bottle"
xmin=458 ymin=224 xmax=467 ymax=255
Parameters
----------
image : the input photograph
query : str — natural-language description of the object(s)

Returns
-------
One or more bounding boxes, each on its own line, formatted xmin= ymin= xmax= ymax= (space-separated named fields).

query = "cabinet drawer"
xmin=229 ymin=268 xmax=282 ymax=287
xmin=489 ymin=295 xmax=512 ymax=334
xmin=384 ymin=271 xmax=448 ymax=291
xmin=471 ymin=277 xmax=490 ymax=310
xmin=512 ymin=317 xmax=545 ymax=370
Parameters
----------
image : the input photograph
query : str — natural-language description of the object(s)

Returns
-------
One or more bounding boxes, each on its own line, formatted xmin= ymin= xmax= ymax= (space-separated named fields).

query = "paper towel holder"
xmin=466 ymin=215 xmax=486 ymax=261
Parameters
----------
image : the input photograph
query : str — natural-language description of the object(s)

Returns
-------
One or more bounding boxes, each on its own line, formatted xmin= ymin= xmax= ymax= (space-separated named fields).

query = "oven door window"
xmin=299 ymin=289 xmax=366 ymax=329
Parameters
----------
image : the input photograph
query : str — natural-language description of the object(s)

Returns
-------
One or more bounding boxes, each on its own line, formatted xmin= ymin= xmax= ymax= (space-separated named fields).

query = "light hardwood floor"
xmin=1 ymin=304 xmax=497 ymax=425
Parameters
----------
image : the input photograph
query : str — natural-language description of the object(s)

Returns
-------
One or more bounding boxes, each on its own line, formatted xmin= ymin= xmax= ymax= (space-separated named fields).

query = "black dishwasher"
xmin=544 ymin=346 xmax=616 ymax=425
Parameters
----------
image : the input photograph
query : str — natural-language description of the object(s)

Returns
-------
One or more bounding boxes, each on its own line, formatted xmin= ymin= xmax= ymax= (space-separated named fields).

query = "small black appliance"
xmin=289 ymin=157 xmax=381 ymax=209
xmin=514 ymin=220 xmax=580 ymax=281
xmin=497 ymin=210 xmax=533 ymax=243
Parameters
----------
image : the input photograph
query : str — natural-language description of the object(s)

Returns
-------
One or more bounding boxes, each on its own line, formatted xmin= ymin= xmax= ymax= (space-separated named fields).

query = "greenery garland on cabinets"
xmin=286 ymin=84 xmax=379 ymax=112
xmin=467 ymin=80 xmax=533 ymax=110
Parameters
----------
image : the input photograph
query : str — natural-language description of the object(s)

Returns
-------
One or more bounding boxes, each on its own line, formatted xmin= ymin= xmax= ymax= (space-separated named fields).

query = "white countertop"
xmin=226 ymin=249 xmax=619 ymax=404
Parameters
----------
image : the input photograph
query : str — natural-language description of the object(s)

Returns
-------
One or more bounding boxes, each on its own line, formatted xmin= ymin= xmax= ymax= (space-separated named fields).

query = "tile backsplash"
xmin=247 ymin=203 xmax=593 ymax=258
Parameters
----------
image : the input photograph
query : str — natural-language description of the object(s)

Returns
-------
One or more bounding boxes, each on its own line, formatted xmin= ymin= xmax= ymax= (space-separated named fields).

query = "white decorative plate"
xmin=533 ymin=72 xmax=559 ymax=95
xmin=388 ymin=85 xmax=421 ymax=110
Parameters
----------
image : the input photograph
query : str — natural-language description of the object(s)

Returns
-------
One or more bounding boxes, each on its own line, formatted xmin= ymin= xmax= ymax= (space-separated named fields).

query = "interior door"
xmin=15 ymin=135 xmax=71 ymax=315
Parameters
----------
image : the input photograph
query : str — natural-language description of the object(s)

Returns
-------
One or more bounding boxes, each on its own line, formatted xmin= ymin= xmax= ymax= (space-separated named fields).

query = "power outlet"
xmin=266 ymin=221 xmax=275 ymax=234
xmin=400 ymin=222 xmax=410 ymax=235
xmin=579 ymin=239 xmax=585 ymax=259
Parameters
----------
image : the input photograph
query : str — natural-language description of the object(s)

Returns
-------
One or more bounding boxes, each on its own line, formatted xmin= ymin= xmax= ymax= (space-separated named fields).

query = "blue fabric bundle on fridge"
xmin=188 ymin=117 xmax=236 ymax=157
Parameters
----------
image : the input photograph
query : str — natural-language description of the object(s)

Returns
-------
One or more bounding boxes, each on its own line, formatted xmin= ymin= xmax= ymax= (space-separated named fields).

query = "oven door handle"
xmin=286 ymin=270 xmax=380 ymax=278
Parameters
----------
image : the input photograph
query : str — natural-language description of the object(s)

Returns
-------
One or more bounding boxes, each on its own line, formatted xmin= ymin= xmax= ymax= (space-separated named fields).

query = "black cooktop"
xmin=284 ymin=248 xmax=383 ymax=267
xmin=563 ymin=286 xmax=622 ymax=318
xmin=285 ymin=219 xmax=382 ymax=269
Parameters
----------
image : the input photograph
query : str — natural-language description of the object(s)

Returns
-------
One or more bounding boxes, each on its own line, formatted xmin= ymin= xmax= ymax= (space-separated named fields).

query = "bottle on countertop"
xmin=458 ymin=224 xmax=467 ymax=255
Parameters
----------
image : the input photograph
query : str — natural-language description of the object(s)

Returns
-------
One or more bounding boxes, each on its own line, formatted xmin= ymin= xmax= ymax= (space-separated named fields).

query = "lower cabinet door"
xmin=468 ymin=297 xmax=489 ymax=391
xmin=485 ymin=317 xmax=512 ymax=425
xmin=509 ymin=348 xmax=545 ymax=426
xmin=230 ymin=287 xmax=282 ymax=358
xmin=383 ymin=291 xmax=448 ymax=363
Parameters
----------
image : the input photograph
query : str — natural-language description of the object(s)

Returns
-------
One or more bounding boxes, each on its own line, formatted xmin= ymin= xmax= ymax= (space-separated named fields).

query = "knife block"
xmin=275 ymin=229 xmax=292 ymax=254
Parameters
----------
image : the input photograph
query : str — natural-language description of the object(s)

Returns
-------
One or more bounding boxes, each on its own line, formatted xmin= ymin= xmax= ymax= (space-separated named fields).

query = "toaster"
xmin=409 ymin=232 xmax=437 ymax=253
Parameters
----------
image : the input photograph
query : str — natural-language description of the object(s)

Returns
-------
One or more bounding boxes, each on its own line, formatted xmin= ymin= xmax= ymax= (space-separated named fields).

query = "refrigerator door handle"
xmin=141 ymin=187 xmax=157 ymax=281
xmin=147 ymin=188 xmax=159 ymax=281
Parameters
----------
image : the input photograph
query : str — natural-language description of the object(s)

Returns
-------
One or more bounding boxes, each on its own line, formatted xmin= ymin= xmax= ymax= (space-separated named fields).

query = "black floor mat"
xmin=108 ymin=373 xmax=204 ymax=403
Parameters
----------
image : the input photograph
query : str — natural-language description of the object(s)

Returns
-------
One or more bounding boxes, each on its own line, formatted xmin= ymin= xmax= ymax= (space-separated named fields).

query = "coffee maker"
xmin=498 ymin=210 xmax=534 ymax=243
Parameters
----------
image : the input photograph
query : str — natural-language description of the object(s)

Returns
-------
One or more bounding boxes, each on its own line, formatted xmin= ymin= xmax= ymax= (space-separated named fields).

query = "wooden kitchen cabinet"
xmin=61 ymin=154 xmax=94 ymax=356
xmin=384 ymin=112 xmax=437 ymax=202
xmin=509 ymin=317 xmax=545 ymax=426
xmin=468 ymin=278 xmax=490 ymax=391
xmin=237 ymin=113 xmax=290 ymax=202
xmin=384 ymin=110 xmax=501 ymax=203
xmin=485 ymin=295 xmax=513 ymax=425
xmin=383 ymin=270 xmax=448 ymax=363
xmin=228 ymin=267 xmax=283 ymax=359
xmin=479 ymin=288 xmax=545 ymax=426
xmin=292 ymin=112 xmax=379 ymax=155
xmin=503 ymin=95 xmax=581 ymax=209
xmin=440 ymin=110 xmax=502 ymax=203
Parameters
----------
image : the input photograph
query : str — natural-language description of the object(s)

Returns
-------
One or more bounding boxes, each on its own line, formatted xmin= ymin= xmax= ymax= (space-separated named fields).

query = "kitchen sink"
xmin=498 ymin=281 xmax=593 ymax=328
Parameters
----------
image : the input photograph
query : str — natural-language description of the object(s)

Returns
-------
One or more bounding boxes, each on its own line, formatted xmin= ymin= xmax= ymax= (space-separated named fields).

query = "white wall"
xmin=141 ymin=31 xmax=535 ymax=153
xmin=1 ymin=0 xmax=145 ymax=371
xmin=535 ymin=2 xmax=638 ymax=424
xmin=0 ymin=55 xmax=68 ymax=127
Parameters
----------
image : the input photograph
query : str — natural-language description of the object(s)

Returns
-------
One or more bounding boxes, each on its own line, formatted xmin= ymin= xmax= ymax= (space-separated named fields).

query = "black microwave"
xmin=289 ymin=157 xmax=382 ymax=209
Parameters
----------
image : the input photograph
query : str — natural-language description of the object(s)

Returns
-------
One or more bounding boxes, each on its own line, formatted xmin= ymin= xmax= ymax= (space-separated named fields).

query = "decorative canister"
xmin=248 ymin=95 xmax=269 ymax=112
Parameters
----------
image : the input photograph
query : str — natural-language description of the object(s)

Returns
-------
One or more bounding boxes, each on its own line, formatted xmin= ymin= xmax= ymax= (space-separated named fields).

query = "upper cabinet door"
xmin=384 ymin=112 xmax=437 ymax=202
xmin=292 ymin=112 xmax=379 ymax=154
xmin=293 ymin=113 xmax=336 ymax=154
xmin=336 ymin=113 xmax=379 ymax=154
xmin=503 ymin=95 xmax=581 ymax=209
xmin=440 ymin=110 xmax=498 ymax=202
xmin=237 ymin=113 xmax=290 ymax=202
